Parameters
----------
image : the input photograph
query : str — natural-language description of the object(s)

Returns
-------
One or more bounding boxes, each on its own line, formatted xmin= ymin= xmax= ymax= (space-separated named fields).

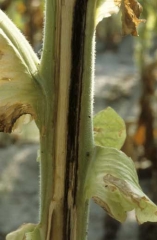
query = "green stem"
xmin=38 ymin=0 xmax=96 ymax=239
xmin=38 ymin=0 xmax=57 ymax=237
xmin=76 ymin=1 xmax=96 ymax=238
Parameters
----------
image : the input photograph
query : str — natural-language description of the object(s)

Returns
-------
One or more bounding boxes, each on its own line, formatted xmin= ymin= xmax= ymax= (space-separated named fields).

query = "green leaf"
xmin=93 ymin=107 xmax=126 ymax=149
xmin=85 ymin=146 xmax=157 ymax=223
xmin=0 ymin=9 xmax=39 ymax=73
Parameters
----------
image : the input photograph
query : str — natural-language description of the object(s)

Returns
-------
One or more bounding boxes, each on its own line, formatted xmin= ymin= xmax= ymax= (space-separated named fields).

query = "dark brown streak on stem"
xmin=64 ymin=0 xmax=88 ymax=238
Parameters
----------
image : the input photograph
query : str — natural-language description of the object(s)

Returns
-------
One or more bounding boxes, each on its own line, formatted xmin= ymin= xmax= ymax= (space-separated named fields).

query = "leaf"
xmin=93 ymin=107 xmax=126 ymax=149
xmin=121 ymin=0 xmax=146 ymax=36
xmin=0 ymin=9 xmax=39 ymax=73
xmin=95 ymin=0 xmax=145 ymax=36
xmin=85 ymin=146 xmax=157 ymax=223
xmin=6 ymin=223 xmax=41 ymax=240
xmin=0 ymin=29 xmax=41 ymax=132
xmin=96 ymin=0 xmax=121 ymax=24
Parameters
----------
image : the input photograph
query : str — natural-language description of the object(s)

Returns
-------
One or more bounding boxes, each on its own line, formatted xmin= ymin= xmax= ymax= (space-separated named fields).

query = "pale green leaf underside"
xmin=0 ymin=28 xmax=34 ymax=100
xmin=85 ymin=146 xmax=157 ymax=223
xmin=93 ymin=107 xmax=126 ymax=149
xmin=0 ymin=29 xmax=42 ymax=132
xmin=0 ymin=9 xmax=39 ymax=73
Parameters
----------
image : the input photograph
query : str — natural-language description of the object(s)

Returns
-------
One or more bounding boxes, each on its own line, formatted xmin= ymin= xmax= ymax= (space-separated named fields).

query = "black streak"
xmin=64 ymin=0 xmax=88 ymax=238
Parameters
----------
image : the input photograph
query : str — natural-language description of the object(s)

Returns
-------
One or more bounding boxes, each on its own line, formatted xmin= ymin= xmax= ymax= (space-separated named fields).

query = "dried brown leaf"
xmin=121 ymin=0 xmax=146 ymax=36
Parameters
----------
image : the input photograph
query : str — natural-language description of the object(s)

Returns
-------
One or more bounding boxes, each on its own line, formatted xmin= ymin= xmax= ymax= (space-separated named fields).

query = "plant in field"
xmin=0 ymin=1 xmax=156 ymax=240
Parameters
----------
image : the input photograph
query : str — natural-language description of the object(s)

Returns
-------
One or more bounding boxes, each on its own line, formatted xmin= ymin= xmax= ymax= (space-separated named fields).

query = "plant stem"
xmin=39 ymin=0 xmax=96 ymax=239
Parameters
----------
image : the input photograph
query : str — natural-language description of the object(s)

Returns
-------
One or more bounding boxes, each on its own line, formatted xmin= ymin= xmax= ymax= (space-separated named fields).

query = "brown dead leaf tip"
xmin=0 ymin=103 xmax=35 ymax=133
xmin=122 ymin=0 xmax=146 ymax=36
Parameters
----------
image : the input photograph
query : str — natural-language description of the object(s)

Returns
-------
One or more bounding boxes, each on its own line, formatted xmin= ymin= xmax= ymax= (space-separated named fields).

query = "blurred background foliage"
xmin=0 ymin=0 xmax=44 ymax=51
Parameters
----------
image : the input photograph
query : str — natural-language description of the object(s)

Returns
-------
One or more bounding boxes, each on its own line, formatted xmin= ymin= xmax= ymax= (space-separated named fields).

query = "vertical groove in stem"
xmin=63 ymin=0 xmax=93 ymax=239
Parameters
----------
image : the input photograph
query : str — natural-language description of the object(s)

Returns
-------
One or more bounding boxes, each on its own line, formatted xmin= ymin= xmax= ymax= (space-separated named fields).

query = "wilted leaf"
xmin=121 ymin=0 xmax=146 ymax=36
xmin=93 ymin=107 xmax=126 ymax=149
xmin=95 ymin=0 xmax=145 ymax=36
xmin=0 ymin=29 xmax=41 ymax=132
xmin=85 ymin=146 xmax=157 ymax=223
xmin=96 ymin=0 xmax=121 ymax=24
